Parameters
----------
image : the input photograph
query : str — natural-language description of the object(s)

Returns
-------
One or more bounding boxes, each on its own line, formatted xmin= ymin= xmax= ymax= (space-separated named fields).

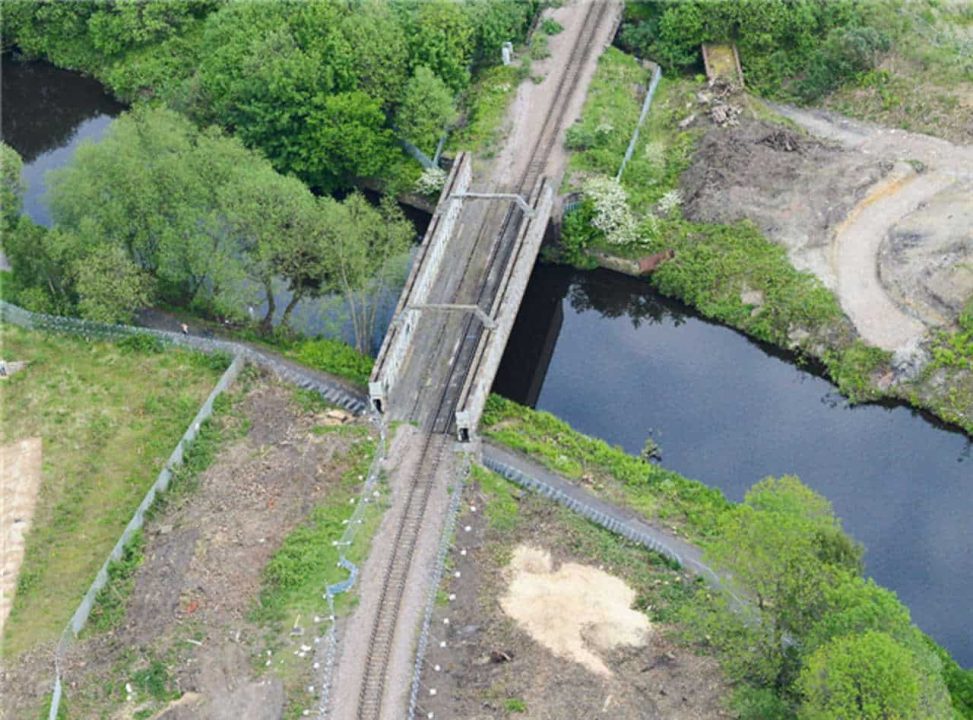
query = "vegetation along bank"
xmin=555 ymin=0 xmax=973 ymax=434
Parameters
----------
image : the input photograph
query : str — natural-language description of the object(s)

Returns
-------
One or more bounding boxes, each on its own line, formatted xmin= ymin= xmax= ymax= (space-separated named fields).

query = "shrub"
xmin=290 ymin=337 xmax=374 ymax=386
xmin=117 ymin=333 xmax=165 ymax=354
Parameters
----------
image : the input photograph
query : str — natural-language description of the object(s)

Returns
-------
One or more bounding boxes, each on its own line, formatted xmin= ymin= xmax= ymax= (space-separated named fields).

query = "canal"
xmin=3 ymin=57 xmax=970 ymax=666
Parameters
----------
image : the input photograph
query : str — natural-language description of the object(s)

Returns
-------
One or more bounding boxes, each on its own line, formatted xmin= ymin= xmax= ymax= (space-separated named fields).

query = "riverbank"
xmin=556 ymin=47 xmax=973 ymax=436
xmin=480 ymin=395 xmax=973 ymax=715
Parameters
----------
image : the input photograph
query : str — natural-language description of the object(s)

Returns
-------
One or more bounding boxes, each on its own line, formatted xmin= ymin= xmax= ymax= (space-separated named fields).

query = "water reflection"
xmin=1 ymin=58 xmax=124 ymax=226
xmin=497 ymin=263 xmax=973 ymax=666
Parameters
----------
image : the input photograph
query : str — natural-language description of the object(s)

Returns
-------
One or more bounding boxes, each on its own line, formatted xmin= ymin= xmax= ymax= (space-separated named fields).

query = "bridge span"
xmin=330 ymin=2 xmax=622 ymax=718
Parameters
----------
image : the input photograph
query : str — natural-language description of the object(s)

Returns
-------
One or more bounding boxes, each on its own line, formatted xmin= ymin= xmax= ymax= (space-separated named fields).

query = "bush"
xmin=797 ymin=25 xmax=892 ymax=101
xmin=290 ymin=337 xmax=374 ymax=386
xmin=117 ymin=333 xmax=165 ymax=354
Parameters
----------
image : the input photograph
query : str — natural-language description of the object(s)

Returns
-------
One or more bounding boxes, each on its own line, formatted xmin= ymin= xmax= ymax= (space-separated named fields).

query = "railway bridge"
xmin=329 ymin=3 xmax=622 ymax=718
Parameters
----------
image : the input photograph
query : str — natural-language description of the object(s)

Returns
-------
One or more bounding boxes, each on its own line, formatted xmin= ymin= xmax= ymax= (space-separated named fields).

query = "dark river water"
xmin=4 ymin=57 xmax=971 ymax=666
xmin=496 ymin=266 xmax=972 ymax=666
xmin=1 ymin=59 xmax=124 ymax=226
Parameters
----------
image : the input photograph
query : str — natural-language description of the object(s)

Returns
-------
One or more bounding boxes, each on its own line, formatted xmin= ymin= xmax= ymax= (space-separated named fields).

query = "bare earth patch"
xmin=0 ymin=438 xmax=42 ymax=635
xmin=683 ymin=102 xmax=973 ymax=351
xmin=418 ymin=477 xmax=729 ymax=720
xmin=500 ymin=545 xmax=649 ymax=677
xmin=0 ymin=379 xmax=369 ymax=719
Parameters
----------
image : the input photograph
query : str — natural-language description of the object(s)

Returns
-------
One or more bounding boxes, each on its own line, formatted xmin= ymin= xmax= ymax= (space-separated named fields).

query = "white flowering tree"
xmin=583 ymin=176 xmax=640 ymax=245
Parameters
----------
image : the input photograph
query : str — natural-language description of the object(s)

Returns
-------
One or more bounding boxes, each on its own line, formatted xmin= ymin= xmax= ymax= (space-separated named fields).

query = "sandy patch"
xmin=500 ymin=545 xmax=649 ymax=677
xmin=1 ymin=437 xmax=42 ymax=634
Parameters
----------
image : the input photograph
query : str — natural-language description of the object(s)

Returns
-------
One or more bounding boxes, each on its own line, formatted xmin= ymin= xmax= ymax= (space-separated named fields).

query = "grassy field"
xmin=0 ymin=324 xmax=224 ymax=657
xmin=821 ymin=2 xmax=973 ymax=143
xmin=251 ymin=422 xmax=381 ymax=719
xmin=481 ymin=395 xmax=730 ymax=543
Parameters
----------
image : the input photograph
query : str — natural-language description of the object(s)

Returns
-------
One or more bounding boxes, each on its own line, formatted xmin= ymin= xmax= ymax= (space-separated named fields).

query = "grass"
xmin=0 ymin=324 xmax=225 ymax=658
xmin=565 ymin=47 xmax=702 ymax=210
xmin=286 ymin=337 xmax=374 ymax=386
xmin=473 ymin=465 xmax=520 ymax=533
xmin=821 ymin=1 xmax=973 ymax=143
xmin=250 ymin=423 xmax=383 ymax=718
xmin=446 ymin=64 xmax=521 ymax=158
xmin=481 ymin=395 xmax=730 ymax=541
xmin=84 ymin=383 xmax=251 ymax=635
xmin=253 ymin=424 xmax=379 ymax=623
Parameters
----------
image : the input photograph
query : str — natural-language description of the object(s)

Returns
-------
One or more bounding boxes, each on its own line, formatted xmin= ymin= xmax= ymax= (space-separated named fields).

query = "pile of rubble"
xmin=696 ymin=79 xmax=743 ymax=127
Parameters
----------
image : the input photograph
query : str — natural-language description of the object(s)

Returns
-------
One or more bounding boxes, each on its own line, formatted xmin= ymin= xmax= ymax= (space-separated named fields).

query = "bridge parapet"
xmin=369 ymin=153 xmax=472 ymax=413
xmin=454 ymin=176 xmax=555 ymax=440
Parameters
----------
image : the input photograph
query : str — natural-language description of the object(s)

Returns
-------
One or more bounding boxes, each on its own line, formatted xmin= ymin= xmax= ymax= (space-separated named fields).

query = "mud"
xmin=681 ymin=101 xmax=973 ymax=350
xmin=0 ymin=379 xmax=368 ymax=719
xmin=880 ymin=179 xmax=973 ymax=327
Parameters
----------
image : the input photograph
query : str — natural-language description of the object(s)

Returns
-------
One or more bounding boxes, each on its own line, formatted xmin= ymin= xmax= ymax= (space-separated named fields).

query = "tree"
xmin=339 ymin=0 xmax=410 ymax=106
xmin=406 ymin=0 xmax=475 ymax=93
xmin=46 ymin=106 xmax=262 ymax=310
xmin=306 ymin=91 xmax=395 ymax=189
xmin=799 ymin=631 xmax=951 ymax=720
xmin=0 ymin=142 xmax=25 ymax=238
xmin=74 ymin=244 xmax=154 ymax=324
xmin=3 ymin=220 xmax=86 ymax=314
xmin=395 ymin=66 xmax=458 ymax=155
xmin=221 ymin=166 xmax=328 ymax=332
xmin=465 ymin=0 xmax=534 ymax=67
xmin=329 ymin=193 xmax=414 ymax=354
xmin=703 ymin=476 xmax=862 ymax=685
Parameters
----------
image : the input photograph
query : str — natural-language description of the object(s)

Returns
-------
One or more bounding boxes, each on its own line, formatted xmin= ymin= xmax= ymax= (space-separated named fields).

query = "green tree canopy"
xmin=799 ymin=631 xmax=951 ymax=720
xmin=395 ymin=66 xmax=458 ymax=155
xmin=74 ymin=243 xmax=154 ymax=323
xmin=0 ymin=142 xmax=25 ymax=237
xmin=329 ymin=193 xmax=414 ymax=354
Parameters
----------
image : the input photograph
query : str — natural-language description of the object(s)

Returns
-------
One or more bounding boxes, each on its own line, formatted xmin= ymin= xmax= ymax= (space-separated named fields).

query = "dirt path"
xmin=484 ymin=0 xmax=622 ymax=192
xmin=770 ymin=104 xmax=973 ymax=349
xmin=0 ymin=438 xmax=42 ymax=634
xmin=832 ymin=163 xmax=949 ymax=350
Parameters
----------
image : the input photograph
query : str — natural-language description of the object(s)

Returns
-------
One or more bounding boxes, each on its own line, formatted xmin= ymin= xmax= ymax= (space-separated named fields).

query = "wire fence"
xmin=0 ymin=300 xmax=368 ymax=413
xmin=407 ymin=454 xmax=470 ymax=720
xmin=616 ymin=63 xmax=662 ymax=182
xmin=481 ymin=452 xmax=687 ymax=568
xmin=47 ymin=354 xmax=245 ymax=720
xmin=314 ymin=418 xmax=390 ymax=720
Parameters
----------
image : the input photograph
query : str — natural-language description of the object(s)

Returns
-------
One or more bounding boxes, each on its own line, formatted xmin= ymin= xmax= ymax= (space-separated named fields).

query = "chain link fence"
xmin=47 ymin=354 xmax=245 ymax=720
xmin=1 ymin=300 xmax=368 ymax=413
xmin=314 ymin=418 xmax=390 ymax=719
xmin=407 ymin=455 xmax=470 ymax=720
xmin=0 ymin=300 xmax=378 ymax=718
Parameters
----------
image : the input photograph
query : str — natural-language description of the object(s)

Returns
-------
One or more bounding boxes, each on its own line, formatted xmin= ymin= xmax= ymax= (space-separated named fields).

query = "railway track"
xmin=353 ymin=5 xmax=615 ymax=718
xmin=404 ymin=0 xmax=612 ymax=429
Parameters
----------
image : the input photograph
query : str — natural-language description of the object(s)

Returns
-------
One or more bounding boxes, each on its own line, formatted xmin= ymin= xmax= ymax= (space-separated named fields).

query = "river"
xmin=3 ymin=57 xmax=970 ymax=666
